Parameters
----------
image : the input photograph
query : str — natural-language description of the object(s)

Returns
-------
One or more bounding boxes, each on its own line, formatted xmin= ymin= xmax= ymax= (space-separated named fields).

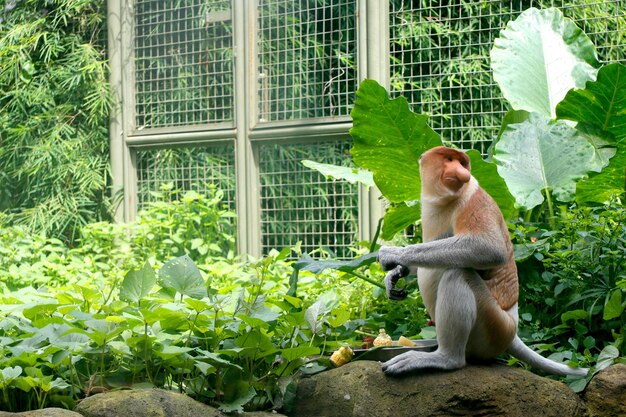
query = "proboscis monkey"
xmin=378 ymin=146 xmax=588 ymax=377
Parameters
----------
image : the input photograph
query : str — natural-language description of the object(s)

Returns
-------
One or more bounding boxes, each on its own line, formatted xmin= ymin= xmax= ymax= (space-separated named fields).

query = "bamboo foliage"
xmin=0 ymin=0 xmax=113 ymax=244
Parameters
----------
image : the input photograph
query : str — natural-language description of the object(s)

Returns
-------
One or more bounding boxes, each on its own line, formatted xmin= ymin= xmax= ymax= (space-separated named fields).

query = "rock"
xmin=0 ymin=409 xmax=83 ymax=417
xmin=292 ymin=361 xmax=587 ymax=417
xmin=74 ymin=389 xmax=225 ymax=417
xmin=583 ymin=364 xmax=626 ymax=417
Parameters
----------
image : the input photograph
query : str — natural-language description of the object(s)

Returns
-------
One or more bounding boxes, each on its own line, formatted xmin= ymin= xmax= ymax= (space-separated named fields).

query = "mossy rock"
xmin=74 ymin=389 xmax=224 ymax=417
xmin=293 ymin=361 xmax=587 ymax=417
xmin=0 ymin=409 xmax=83 ymax=417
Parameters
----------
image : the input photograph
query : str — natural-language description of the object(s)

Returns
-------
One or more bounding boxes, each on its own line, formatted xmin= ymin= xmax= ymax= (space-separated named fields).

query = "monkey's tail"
xmin=507 ymin=336 xmax=589 ymax=377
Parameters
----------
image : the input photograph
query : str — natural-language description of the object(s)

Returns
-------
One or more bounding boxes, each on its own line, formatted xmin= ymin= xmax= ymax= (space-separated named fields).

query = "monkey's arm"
xmin=379 ymin=233 xmax=508 ymax=272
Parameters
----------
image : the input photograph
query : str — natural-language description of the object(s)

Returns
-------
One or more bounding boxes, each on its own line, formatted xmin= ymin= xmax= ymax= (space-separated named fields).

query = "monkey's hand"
xmin=378 ymin=246 xmax=406 ymax=272
xmin=383 ymin=264 xmax=410 ymax=301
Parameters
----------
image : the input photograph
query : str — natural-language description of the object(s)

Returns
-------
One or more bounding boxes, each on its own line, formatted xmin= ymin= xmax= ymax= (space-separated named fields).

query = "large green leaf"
xmin=350 ymin=79 xmax=441 ymax=203
xmin=381 ymin=202 xmax=421 ymax=241
xmin=491 ymin=7 xmax=599 ymax=118
xmin=120 ymin=261 xmax=156 ymax=304
xmin=576 ymin=146 xmax=626 ymax=204
xmin=556 ymin=62 xmax=626 ymax=143
xmin=294 ymin=252 xmax=378 ymax=275
xmin=494 ymin=114 xmax=596 ymax=209
xmin=301 ymin=160 xmax=375 ymax=188
xmin=158 ymin=255 xmax=206 ymax=299
xmin=575 ymin=125 xmax=617 ymax=172
xmin=603 ymin=289 xmax=624 ymax=321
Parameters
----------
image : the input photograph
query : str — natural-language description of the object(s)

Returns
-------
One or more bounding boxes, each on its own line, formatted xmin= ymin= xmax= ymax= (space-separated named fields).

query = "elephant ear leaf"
xmin=381 ymin=202 xmax=421 ymax=241
xmin=555 ymin=62 xmax=626 ymax=204
xmin=301 ymin=160 xmax=375 ymax=188
xmin=494 ymin=114 xmax=596 ymax=209
xmin=557 ymin=62 xmax=626 ymax=143
xmin=576 ymin=146 xmax=626 ymax=204
xmin=350 ymin=79 xmax=441 ymax=203
xmin=491 ymin=7 xmax=599 ymax=118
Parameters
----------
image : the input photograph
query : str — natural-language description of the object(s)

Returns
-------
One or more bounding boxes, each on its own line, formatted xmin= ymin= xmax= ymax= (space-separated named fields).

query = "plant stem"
xmin=144 ymin=321 xmax=153 ymax=384
xmin=186 ymin=312 xmax=201 ymax=348
xmin=344 ymin=270 xmax=384 ymax=289
xmin=544 ymin=189 xmax=555 ymax=228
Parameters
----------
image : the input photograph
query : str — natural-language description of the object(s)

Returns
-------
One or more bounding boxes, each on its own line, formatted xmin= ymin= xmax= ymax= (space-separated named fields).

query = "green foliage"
xmin=556 ymin=63 xmax=626 ymax=204
xmin=513 ymin=202 xmax=626 ymax=368
xmin=556 ymin=63 xmax=626 ymax=142
xmin=0 ymin=187 xmax=235 ymax=292
xmin=350 ymin=79 xmax=441 ymax=203
xmin=132 ymin=185 xmax=237 ymax=262
xmin=491 ymin=7 xmax=599 ymax=118
xmin=490 ymin=8 xmax=626 ymax=215
xmin=0 ymin=189 xmax=405 ymax=412
xmin=0 ymin=0 xmax=113 ymax=243
xmin=494 ymin=114 xmax=600 ymax=209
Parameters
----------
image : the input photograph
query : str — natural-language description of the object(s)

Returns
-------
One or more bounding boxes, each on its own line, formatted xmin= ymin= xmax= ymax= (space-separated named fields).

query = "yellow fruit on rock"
xmin=398 ymin=336 xmax=417 ymax=347
xmin=330 ymin=346 xmax=353 ymax=367
xmin=373 ymin=328 xmax=393 ymax=347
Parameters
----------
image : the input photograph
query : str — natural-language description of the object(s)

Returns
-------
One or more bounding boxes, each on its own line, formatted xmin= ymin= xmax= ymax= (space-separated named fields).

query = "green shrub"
xmin=513 ymin=201 xmax=626 ymax=368
xmin=0 ymin=0 xmax=112 ymax=243
xmin=0 ymin=188 xmax=386 ymax=412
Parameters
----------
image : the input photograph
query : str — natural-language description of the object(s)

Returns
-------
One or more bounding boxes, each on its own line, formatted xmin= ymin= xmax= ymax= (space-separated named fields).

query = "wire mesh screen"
xmin=389 ymin=0 xmax=626 ymax=155
xmin=134 ymin=0 xmax=234 ymax=130
xmin=259 ymin=141 xmax=358 ymax=258
xmin=256 ymin=0 xmax=358 ymax=123
xmin=135 ymin=144 xmax=236 ymax=213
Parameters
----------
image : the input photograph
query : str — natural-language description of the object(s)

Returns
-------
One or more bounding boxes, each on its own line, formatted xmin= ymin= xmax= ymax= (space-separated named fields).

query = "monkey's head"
xmin=419 ymin=146 xmax=471 ymax=199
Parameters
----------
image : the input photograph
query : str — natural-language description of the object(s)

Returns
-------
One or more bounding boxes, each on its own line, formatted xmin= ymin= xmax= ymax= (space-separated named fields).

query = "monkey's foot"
xmin=381 ymin=350 xmax=465 ymax=376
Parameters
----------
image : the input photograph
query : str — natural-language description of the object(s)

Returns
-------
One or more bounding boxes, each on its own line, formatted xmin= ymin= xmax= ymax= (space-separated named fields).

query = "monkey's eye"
xmin=446 ymin=156 xmax=453 ymax=162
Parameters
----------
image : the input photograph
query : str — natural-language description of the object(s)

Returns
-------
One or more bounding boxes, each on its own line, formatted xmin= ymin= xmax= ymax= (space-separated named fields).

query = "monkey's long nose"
xmin=456 ymin=165 xmax=471 ymax=183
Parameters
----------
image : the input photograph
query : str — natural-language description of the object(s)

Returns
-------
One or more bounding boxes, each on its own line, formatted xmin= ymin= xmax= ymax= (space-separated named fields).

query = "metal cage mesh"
xmin=125 ymin=1 xmax=625 ymax=256
xmin=134 ymin=0 xmax=234 ymax=130
xmin=135 ymin=144 xmax=236 ymax=213
xmin=256 ymin=0 xmax=358 ymax=122
xmin=259 ymin=141 xmax=358 ymax=258
xmin=389 ymin=0 xmax=626 ymax=155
